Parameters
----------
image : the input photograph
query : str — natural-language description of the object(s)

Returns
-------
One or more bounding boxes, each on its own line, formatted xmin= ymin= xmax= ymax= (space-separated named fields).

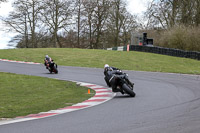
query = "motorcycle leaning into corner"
xmin=44 ymin=59 xmax=58 ymax=74
xmin=104 ymin=65 xmax=135 ymax=97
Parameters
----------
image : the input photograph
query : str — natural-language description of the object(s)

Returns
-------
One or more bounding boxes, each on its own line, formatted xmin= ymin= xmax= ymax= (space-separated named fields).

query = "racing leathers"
xmin=104 ymin=67 xmax=134 ymax=93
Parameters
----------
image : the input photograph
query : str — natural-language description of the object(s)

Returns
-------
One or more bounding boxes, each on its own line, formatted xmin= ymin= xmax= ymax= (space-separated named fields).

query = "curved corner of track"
xmin=0 ymin=80 xmax=116 ymax=126
xmin=0 ymin=58 xmax=116 ymax=125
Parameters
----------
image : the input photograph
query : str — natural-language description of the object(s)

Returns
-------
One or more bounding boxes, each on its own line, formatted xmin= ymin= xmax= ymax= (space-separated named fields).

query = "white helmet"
xmin=45 ymin=55 xmax=49 ymax=58
xmin=104 ymin=64 xmax=109 ymax=69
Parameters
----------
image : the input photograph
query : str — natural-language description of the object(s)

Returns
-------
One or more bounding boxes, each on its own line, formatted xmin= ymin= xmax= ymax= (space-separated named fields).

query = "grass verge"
xmin=0 ymin=48 xmax=200 ymax=74
xmin=0 ymin=72 xmax=94 ymax=118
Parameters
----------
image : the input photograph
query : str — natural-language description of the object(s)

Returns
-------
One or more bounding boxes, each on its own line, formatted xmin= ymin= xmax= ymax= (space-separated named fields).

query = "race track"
xmin=0 ymin=60 xmax=200 ymax=133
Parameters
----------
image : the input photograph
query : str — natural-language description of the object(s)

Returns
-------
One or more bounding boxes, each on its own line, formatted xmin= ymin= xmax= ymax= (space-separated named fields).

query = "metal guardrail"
xmin=107 ymin=45 xmax=200 ymax=60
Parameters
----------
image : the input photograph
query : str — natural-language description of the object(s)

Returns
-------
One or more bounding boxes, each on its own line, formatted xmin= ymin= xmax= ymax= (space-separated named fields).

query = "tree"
xmin=40 ymin=0 xmax=73 ymax=48
xmin=1 ymin=0 xmax=42 ymax=48
xmin=121 ymin=12 xmax=137 ymax=45
xmin=145 ymin=0 xmax=200 ymax=28
xmin=111 ymin=0 xmax=123 ymax=46
xmin=194 ymin=0 xmax=200 ymax=26
xmin=25 ymin=0 xmax=42 ymax=48
xmin=105 ymin=0 xmax=136 ymax=47
xmin=179 ymin=0 xmax=200 ymax=26
xmin=81 ymin=0 xmax=112 ymax=49
xmin=92 ymin=0 xmax=110 ymax=48
xmin=74 ymin=0 xmax=82 ymax=47
xmin=82 ymin=0 xmax=96 ymax=48
xmin=1 ymin=0 xmax=139 ymax=49
xmin=145 ymin=0 xmax=179 ymax=28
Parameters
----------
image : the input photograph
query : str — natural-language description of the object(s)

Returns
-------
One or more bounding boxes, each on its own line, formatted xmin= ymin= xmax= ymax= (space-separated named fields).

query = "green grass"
xmin=1 ymin=48 xmax=200 ymax=74
xmin=0 ymin=72 xmax=94 ymax=118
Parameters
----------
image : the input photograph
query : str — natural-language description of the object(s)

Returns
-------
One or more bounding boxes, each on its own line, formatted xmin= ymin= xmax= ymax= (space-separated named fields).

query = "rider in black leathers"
xmin=104 ymin=64 xmax=134 ymax=93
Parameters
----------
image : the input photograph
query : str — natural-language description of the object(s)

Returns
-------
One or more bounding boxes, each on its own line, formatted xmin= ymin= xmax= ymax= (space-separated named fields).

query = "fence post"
xmin=127 ymin=44 xmax=129 ymax=52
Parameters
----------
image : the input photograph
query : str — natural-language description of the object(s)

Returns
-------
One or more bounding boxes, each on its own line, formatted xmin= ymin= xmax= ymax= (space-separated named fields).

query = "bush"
xmin=158 ymin=25 xmax=200 ymax=51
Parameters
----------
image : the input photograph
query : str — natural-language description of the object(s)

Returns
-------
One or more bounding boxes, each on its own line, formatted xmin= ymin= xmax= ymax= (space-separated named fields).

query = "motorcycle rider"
xmin=44 ymin=55 xmax=52 ymax=69
xmin=104 ymin=64 xmax=134 ymax=93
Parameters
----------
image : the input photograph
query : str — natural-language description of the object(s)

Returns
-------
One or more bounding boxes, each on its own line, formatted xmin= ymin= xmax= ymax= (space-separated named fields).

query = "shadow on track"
xmin=114 ymin=94 xmax=136 ymax=99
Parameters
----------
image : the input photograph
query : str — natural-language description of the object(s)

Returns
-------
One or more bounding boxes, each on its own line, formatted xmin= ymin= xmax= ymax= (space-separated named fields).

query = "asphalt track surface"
xmin=0 ymin=61 xmax=200 ymax=133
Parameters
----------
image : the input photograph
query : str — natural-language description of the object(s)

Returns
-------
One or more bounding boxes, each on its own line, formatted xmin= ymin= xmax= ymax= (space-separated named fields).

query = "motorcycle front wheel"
xmin=53 ymin=66 xmax=58 ymax=74
xmin=122 ymin=83 xmax=136 ymax=97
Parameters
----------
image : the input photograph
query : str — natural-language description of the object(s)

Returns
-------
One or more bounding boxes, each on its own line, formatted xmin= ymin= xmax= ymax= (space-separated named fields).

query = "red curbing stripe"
xmin=59 ymin=105 xmax=89 ymax=110
xmin=83 ymin=99 xmax=106 ymax=102
xmin=94 ymin=94 xmax=112 ymax=97
xmin=25 ymin=113 xmax=58 ymax=118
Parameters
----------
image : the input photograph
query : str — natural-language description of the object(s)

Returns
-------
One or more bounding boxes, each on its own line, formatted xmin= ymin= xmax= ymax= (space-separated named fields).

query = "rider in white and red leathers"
xmin=44 ymin=55 xmax=52 ymax=69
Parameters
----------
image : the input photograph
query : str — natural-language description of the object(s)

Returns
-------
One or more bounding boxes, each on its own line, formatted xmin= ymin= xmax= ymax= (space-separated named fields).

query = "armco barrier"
xmin=107 ymin=45 xmax=200 ymax=60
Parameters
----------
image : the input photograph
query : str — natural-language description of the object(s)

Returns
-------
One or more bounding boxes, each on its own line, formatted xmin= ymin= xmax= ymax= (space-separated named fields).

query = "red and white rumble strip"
xmin=18 ymin=82 xmax=114 ymax=117
xmin=0 ymin=59 xmax=40 ymax=65
xmin=13 ymin=82 xmax=114 ymax=118
xmin=0 ymin=60 xmax=115 ymax=125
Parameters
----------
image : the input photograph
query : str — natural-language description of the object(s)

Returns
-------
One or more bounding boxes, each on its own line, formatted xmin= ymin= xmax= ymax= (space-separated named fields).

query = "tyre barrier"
xmin=107 ymin=45 xmax=200 ymax=60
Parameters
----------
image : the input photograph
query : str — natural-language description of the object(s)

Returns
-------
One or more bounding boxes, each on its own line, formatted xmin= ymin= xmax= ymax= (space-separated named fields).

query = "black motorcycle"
xmin=105 ymin=73 xmax=135 ymax=97
xmin=46 ymin=60 xmax=58 ymax=74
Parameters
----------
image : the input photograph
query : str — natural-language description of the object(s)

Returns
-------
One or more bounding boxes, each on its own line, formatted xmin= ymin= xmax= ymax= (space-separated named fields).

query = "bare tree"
xmin=25 ymin=0 xmax=42 ymax=48
xmin=179 ymin=0 xmax=194 ymax=25
xmin=74 ymin=0 xmax=90 ymax=48
xmin=112 ymin=0 xmax=123 ymax=46
xmin=1 ymin=0 xmax=139 ymax=49
xmin=1 ymin=0 xmax=42 ymax=48
xmin=82 ymin=0 xmax=96 ymax=48
xmin=92 ymin=0 xmax=110 ymax=48
xmin=121 ymin=12 xmax=137 ymax=45
xmin=179 ymin=0 xmax=200 ymax=26
xmin=145 ymin=0 xmax=200 ymax=28
xmin=195 ymin=0 xmax=200 ymax=26
xmin=75 ymin=0 xmax=82 ymax=47
xmin=145 ymin=0 xmax=179 ymax=28
xmin=106 ymin=0 xmax=133 ymax=47
xmin=40 ymin=0 xmax=73 ymax=48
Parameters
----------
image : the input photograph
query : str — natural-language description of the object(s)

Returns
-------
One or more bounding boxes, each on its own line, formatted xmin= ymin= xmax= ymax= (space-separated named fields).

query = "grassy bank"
xmin=0 ymin=48 xmax=200 ymax=74
xmin=0 ymin=72 xmax=94 ymax=118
